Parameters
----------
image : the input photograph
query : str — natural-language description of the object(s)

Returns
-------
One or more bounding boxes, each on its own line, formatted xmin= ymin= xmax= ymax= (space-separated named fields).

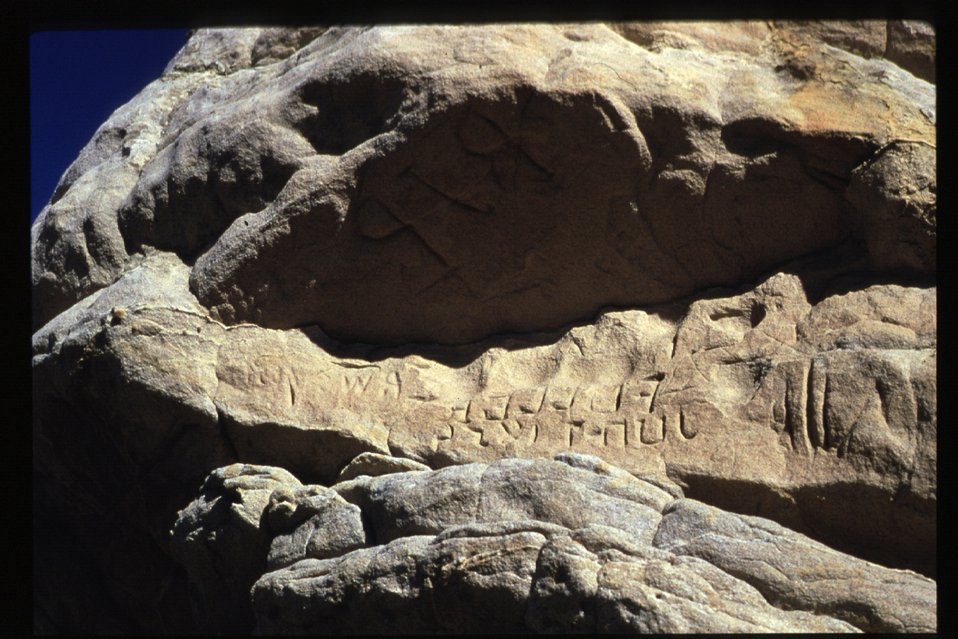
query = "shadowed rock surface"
xmin=33 ymin=23 xmax=935 ymax=634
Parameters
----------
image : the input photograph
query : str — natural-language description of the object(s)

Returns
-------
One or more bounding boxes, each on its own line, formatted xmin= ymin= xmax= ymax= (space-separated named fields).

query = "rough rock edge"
xmin=168 ymin=456 xmax=932 ymax=633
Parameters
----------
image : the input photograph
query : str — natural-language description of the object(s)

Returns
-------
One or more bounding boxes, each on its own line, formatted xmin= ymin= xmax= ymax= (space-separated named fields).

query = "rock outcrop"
xmin=33 ymin=22 xmax=935 ymax=634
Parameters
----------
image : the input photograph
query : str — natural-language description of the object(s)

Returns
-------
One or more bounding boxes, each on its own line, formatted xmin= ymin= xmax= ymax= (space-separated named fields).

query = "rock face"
xmin=33 ymin=23 xmax=935 ymax=634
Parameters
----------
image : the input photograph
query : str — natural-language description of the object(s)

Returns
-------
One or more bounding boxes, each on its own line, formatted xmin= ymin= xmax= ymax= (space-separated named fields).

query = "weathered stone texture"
xmin=33 ymin=22 xmax=935 ymax=634
xmin=242 ymin=457 xmax=909 ymax=633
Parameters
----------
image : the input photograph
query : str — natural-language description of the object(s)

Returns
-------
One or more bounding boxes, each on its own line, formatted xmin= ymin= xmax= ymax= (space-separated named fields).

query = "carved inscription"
xmin=218 ymin=356 xmax=420 ymax=422
xmin=216 ymin=313 xmax=926 ymax=473
xmin=338 ymin=370 xmax=402 ymax=402
xmin=783 ymin=361 xmax=811 ymax=455
xmin=746 ymin=359 xmax=822 ymax=455
xmin=506 ymin=388 xmax=546 ymax=418
xmin=222 ymin=351 xmax=844 ymax=462
xmin=739 ymin=355 xmax=913 ymax=458
xmin=269 ymin=365 xmax=707 ymax=454
xmin=223 ymin=349 xmax=874 ymax=461
xmin=449 ymin=376 xmax=699 ymax=454
xmin=806 ymin=358 xmax=826 ymax=450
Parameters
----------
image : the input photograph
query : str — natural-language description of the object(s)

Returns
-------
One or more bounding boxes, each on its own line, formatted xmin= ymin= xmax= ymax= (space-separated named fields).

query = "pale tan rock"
xmin=251 ymin=27 xmax=329 ymax=66
xmin=847 ymin=140 xmax=936 ymax=272
xmin=336 ymin=451 xmax=432 ymax=482
xmin=32 ymin=24 xmax=935 ymax=340
xmin=181 ymin=23 xmax=934 ymax=344
xmin=30 ymin=71 xmax=215 ymax=329
xmin=253 ymin=536 xmax=434 ymax=633
xmin=593 ymin=555 xmax=857 ymax=633
xmin=170 ymin=459 xmax=924 ymax=633
xmin=249 ymin=474 xmax=863 ymax=633
xmin=265 ymin=484 xmax=366 ymax=570
xmin=334 ymin=457 xmax=673 ymax=548
xmin=170 ymin=464 xmax=302 ymax=634
xmin=773 ymin=20 xmax=888 ymax=59
xmin=220 ymin=407 xmax=391 ymax=484
xmin=609 ymin=21 xmax=773 ymax=55
xmin=654 ymin=498 xmax=936 ymax=633
xmin=614 ymin=19 xmax=934 ymax=82
xmin=251 ymin=535 xmax=857 ymax=633
xmin=33 ymin=253 xmax=936 ymax=574
xmin=32 ymin=24 xmax=936 ymax=633
xmin=164 ymin=28 xmax=262 ymax=75
xmin=797 ymin=283 xmax=936 ymax=351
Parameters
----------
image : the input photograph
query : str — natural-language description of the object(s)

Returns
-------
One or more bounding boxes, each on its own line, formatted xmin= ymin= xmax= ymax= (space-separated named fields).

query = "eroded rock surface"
xmin=33 ymin=23 xmax=935 ymax=341
xmin=33 ymin=23 xmax=935 ymax=634
xmin=164 ymin=456 xmax=933 ymax=633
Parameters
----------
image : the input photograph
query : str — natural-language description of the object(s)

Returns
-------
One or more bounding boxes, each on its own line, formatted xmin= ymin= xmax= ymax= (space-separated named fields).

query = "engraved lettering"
xmin=662 ymin=409 xmax=682 ymax=440
xmin=544 ymin=386 xmax=575 ymax=411
xmin=312 ymin=373 xmax=333 ymax=392
xmin=568 ymin=423 xmax=581 ymax=446
xmin=604 ymin=420 xmax=626 ymax=448
xmin=807 ymin=358 xmax=825 ymax=449
xmin=640 ymin=415 xmax=665 ymax=444
xmin=451 ymin=423 xmax=483 ymax=448
xmin=341 ymin=372 xmax=373 ymax=395
xmin=591 ymin=385 xmax=620 ymax=413
xmin=500 ymin=418 xmax=537 ymax=445
xmin=570 ymin=388 xmax=589 ymax=425
xmin=647 ymin=372 xmax=666 ymax=413
xmin=823 ymin=372 xmax=833 ymax=450
xmin=500 ymin=419 xmax=520 ymax=439
xmin=274 ymin=369 xmax=711 ymax=459
xmin=467 ymin=395 xmax=510 ymax=421
xmin=464 ymin=422 xmax=493 ymax=447
xmin=619 ymin=379 xmax=656 ymax=414
xmin=785 ymin=362 xmax=810 ymax=454
xmin=451 ymin=403 xmax=469 ymax=423
xmin=287 ymin=366 xmax=303 ymax=392
xmin=385 ymin=371 xmax=402 ymax=400
xmin=773 ymin=399 xmax=786 ymax=424
xmin=679 ymin=407 xmax=697 ymax=440
xmin=506 ymin=388 xmax=546 ymax=417
xmin=576 ymin=421 xmax=606 ymax=447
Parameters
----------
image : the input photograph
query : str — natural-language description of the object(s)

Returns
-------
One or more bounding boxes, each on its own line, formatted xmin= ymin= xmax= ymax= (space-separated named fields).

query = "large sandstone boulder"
xmin=33 ymin=23 xmax=935 ymax=633
xmin=168 ymin=456 xmax=930 ymax=633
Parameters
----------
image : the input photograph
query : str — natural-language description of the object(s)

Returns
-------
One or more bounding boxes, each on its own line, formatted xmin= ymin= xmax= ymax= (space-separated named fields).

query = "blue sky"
xmin=30 ymin=29 xmax=191 ymax=224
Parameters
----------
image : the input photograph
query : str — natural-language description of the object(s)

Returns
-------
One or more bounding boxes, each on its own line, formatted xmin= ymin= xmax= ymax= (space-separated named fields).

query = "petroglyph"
xmin=213 ymin=329 xmax=929 ymax=480
xmin=202 ymin=274 xmax=934 ymax=529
